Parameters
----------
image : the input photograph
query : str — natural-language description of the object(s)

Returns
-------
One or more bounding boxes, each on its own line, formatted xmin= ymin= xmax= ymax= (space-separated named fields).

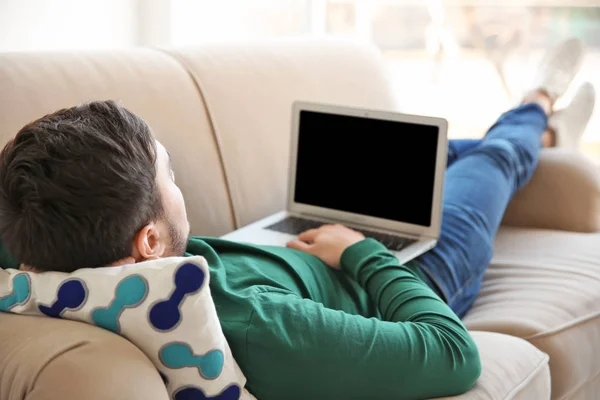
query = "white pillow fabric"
xmin=0 ymin=256 xmax=253 ymax=400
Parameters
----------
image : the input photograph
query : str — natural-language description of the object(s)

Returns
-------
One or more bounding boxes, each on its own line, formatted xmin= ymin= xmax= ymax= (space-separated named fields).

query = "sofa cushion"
xmin=164 ymin=40 xmax=398 ymax=228
xmin=463 ymin=227 xmax=600 ymax=399
xmin=438 ymin=331 xmax=550 ymax=400
xmin=0 ymin=49 xmax=234 ymax=236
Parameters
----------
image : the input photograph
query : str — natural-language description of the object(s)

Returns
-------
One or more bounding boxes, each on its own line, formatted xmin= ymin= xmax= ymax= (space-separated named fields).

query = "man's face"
xmin=154 ymin=140 xmax=190 ymax=257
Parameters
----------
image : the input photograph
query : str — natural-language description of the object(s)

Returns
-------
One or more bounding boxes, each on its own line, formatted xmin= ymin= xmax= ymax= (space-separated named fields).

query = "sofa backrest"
xmin=0 ymin=40 xmax=398 ymax=236
xmin=165 ymin=39 xmax=398 ymax=227
xmin=0 ymin=49 xmax=235 ymax=236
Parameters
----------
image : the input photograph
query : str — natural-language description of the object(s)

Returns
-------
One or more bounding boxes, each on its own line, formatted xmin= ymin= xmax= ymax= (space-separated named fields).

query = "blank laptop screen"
xmin=294 ymin=110 xmax=439 ymax=227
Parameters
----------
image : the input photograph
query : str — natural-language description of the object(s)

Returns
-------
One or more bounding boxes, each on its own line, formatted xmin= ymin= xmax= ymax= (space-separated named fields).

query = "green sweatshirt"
xmin=0 ymin=237 xmax=481 ymax=399
xmin=186 ymin=237 xmax=481 ymax=400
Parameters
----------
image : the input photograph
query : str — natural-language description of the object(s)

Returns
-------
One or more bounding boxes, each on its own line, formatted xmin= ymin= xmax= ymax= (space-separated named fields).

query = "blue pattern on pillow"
xmin=92 ymin=274 xmax=148 ymax=333
xmin=174 ymin=385 xmax=241 ymax=400
xmin=160 ymin=342 xmax=224 ymax=379
xmin=149 ymin=262 xmax=205 ymax=331
xmin=0 ymin=274 xmax=30 ymax=311
xmin=38 ymin=279 xmax=87 ymax=317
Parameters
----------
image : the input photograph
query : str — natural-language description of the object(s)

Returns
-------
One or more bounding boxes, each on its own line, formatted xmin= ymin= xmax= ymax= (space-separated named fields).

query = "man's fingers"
xmin=298 ymin=228 xmax=319 ymax=243
xmin=286 ymin=240 xmax=313 ymax=253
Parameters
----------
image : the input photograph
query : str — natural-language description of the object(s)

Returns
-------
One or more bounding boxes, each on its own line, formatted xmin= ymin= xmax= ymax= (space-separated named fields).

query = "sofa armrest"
xmin=502 ymin=148 xmax=600 ymax=233
xmin=0 ymin=313 xmax=168 ymax=400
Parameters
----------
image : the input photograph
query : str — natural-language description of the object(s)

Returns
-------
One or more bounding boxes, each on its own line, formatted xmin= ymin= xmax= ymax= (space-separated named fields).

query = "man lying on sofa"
xmin=0 ymin=39 xmax=595 ymax=400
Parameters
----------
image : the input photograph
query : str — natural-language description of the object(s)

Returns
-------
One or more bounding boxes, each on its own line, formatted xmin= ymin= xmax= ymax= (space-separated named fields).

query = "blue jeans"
xmin=413 ymin=104 xmax=548 ymax=318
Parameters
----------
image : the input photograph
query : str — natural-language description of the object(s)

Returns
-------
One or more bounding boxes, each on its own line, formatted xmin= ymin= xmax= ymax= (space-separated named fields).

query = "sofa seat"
xmin=439 ymin=331 xmax=550 ymax=399
xmin=464 ymin=227 xmax=600 ymax=399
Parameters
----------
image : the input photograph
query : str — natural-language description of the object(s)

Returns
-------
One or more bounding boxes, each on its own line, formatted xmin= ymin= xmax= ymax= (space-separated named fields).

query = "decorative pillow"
xmin=0 ymin=256 xmax=253 ymax=400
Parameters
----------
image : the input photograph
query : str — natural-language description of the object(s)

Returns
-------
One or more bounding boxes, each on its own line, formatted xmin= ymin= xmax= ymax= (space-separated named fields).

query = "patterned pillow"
xmin=0 ymin=256 xmax=253 ymax=400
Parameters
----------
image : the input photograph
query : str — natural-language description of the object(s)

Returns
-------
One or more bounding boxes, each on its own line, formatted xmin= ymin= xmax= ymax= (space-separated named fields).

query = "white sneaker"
xmin=530 ymin=37 xmax=585 ymax=102
xmin=549 ymin=82 xmax=596 ymax=149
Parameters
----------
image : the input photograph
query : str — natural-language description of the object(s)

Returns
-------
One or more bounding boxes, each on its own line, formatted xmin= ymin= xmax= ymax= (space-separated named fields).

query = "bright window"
xmin=169 ymin=0 xmax=600 ymax=157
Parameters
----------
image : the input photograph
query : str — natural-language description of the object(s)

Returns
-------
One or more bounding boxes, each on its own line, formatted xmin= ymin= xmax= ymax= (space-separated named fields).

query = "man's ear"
xmin=132 ymin=222 xmax=167 ymax=262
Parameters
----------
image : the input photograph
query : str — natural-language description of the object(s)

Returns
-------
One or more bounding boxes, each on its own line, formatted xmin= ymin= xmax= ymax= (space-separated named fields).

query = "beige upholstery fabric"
xmin=567 ymin=376 xmax=600 ymax=400
xmin=503 ymin=148 xmax=600 ymax=233
xmin=0 ymin=50 xmax=234 ymax=236
xmin=464 ymin=227 xmax=600 ymax=399
xmin=437 ymin=331 xmax=550 ymax=400
xmin=165 ymin=39 xmax=398 ymax=228
xmin=0 ymin=313 xmax=169 ymax=400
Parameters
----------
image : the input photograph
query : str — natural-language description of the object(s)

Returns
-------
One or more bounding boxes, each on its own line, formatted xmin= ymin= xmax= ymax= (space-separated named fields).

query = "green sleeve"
xmin=243 ymin=239 xmax=481 ymax=400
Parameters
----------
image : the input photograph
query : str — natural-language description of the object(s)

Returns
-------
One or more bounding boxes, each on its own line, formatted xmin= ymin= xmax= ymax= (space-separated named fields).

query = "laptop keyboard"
xmin=265 ymin=216 xmax=416 ymax=252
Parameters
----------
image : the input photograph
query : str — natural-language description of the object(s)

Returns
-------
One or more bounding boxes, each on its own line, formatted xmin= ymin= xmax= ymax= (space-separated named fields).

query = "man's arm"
xmin=243 ymin=237 xmax=481 ymax=400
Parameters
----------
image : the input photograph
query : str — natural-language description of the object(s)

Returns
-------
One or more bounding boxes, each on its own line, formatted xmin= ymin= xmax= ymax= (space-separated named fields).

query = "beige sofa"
xmin=1 ymin=40 xmax=599 ymax=400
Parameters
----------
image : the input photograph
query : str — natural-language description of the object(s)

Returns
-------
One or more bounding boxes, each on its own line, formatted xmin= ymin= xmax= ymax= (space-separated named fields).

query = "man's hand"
xmin=286 ymin=224 xmax=365 ymax=269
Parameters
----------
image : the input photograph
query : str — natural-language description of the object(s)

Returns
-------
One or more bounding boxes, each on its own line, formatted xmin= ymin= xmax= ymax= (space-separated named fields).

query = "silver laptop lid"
xmin=287 ymin=101 xmax=448 ymax=239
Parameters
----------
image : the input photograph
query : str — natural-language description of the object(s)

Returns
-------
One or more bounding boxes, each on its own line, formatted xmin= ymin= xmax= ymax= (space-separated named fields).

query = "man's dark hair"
xmin=0 ymin=100 xmax=163 ymax=272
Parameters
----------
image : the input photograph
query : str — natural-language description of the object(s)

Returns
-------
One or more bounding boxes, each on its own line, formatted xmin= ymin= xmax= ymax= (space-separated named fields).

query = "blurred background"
xmin=1 ymin=0 xmax=599 ymax=157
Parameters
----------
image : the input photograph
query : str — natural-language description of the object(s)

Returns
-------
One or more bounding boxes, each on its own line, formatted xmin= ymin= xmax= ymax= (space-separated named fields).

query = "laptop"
xmin=222 ymin=101 xmax=448 ymax=265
